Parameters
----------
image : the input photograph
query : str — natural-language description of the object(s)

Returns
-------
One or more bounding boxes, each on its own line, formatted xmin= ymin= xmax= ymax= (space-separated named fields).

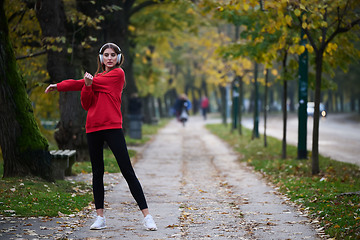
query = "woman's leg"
xmin=87 ymin=131 xmax=105 ymax=214
xmin=104 ymin=129 xmax=148 ymax=211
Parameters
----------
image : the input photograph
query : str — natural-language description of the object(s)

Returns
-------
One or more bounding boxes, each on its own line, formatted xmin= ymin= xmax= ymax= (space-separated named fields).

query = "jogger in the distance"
xmin=45 ymin=42 xmax=157 ymax=231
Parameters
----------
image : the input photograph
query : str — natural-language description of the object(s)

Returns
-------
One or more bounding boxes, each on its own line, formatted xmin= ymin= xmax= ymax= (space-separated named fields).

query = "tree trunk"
xmin=0 ymin=0 xmax=53 ymax=180
xmin=340 ymin=93 xmax=344 ymax=112
xmin=282 ymin=52 xmax=288 ymax=159
xmin=35 ymin=0 xmax=88 ymax=164
xmin=282 ymin=79 xmax=287 ymax=159
xmin=350 ymin=92 xmax=355 ymax=112
xmin=220 ymin=85 xmax=227 ymax=125
xmin=238 ymin=76 xmax=244 ymax=135
xmin=157 ymin=97 xmax=164 ymax=118
xmin=252 ymin=63 xmax=259 ymax=139
xmin=327 ymin=89 xmax=333 ymax=112
xmin=312 ymin=50 xmax=323 ymax=175
xmin=288 ymin=80 xmax=296 ymax=112
xmin=201 ymin=76 xmax=209 ymax=99
xmin=264 ymin=69 xmax=269 ymax=147
xmin=142 ymin=95 xmax=152 ymax=124
xmin=150 ymin=96 xmax=157 ymax=122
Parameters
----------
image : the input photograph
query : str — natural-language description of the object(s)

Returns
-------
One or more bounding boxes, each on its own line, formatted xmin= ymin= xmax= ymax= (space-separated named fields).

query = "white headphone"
xmin=99 ymin=43 xmax=122 ymax=64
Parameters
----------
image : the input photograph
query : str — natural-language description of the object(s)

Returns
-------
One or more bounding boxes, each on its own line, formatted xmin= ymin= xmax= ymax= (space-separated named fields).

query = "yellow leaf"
xmin=186 ymin=8 xmax=195 ymax=15
xmin=302 ymin=22 xmax=307 ymax=29
xmin=306 ymin=44 xmax=314 ymax=53
xmin=320 ymin=21 xmax=328 ymax=28
xmin=128 ymin=25 xmax=136 ymax=32
xmin=298 ymin=45 xmax=306 ymax=54
xmin=302 ymin=14 xmax=307 ymax=21
xmin=294 ymin=9 xmax=301 ymax=17
xmin=271 ymin=69 xmax=278 ymax=76
xmin=285 ymin=15 xmax=292 ymax=26
xmin=243 ymin=3 xmax=249 ymax=11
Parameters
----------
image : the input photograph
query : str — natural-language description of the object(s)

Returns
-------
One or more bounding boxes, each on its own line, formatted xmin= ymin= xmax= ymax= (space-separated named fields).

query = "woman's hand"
xmin=84 ymin=72 xmax=93 ymax=86
xmin=45 ymin=84 xmax=57 ymax=93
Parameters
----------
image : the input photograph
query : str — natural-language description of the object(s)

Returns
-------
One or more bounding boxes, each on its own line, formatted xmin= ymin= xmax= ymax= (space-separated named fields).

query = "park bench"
xmin=50 ymin=149 xmax=76 ymax=180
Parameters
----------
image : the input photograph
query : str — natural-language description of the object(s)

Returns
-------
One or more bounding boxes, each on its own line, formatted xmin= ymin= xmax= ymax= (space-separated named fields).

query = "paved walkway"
xmin=0 ymin=116 xmax=323 ymax=239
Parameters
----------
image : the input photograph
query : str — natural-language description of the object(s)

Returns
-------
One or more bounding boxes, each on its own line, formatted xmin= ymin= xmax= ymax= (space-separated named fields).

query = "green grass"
xmin=0 ymin=119 xmax=171 ymax=217
xmin=206 ymin=123 xmax=360 ymax=240
xmin=0 ymin=177 xmax=92 ymax=217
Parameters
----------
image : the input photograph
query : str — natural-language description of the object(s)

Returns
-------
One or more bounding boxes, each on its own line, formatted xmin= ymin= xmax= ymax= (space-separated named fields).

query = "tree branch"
xmin=325 ymin=18 xmax=360 ymax=46
xmin=129 ymin=0 xmax=164 ymax=17
xmin=16 ymin=50 xmax=47 ymax=60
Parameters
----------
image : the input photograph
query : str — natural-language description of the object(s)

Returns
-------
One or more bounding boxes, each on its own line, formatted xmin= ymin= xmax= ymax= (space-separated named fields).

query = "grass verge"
xmin=0 ymin=177 xmax=92 ymax=217
xmin=0 ymin=118 xmax=171 ymax=217
xmin=206 ymin=123 xmax=360 ymax=240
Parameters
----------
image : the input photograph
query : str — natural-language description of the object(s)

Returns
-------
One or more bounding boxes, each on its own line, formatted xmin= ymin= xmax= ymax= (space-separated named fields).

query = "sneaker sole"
xmin=146 ymin=227 xmax=157 ymax=231
xmin=90 ymin=226 xmax=107 ymax=230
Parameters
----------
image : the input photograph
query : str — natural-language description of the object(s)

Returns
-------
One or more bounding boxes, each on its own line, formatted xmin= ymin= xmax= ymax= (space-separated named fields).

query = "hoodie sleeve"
xmin=57 ymin=79 xmax=85 ymax=92
xmin=81 ymin=85 xmax=94 ymax=111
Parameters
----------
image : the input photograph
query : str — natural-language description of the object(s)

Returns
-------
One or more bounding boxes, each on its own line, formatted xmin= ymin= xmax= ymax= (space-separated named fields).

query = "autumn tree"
xmin=129 ymin=1 xmax=194 ymax=120
xmin=33 ymin=0 xmax=91 ymax=162
xmin=289 ymin=0 xmax=360 ymax=174
xmin=204 ymin=0 xmax=360 ymax=174
xmin=0 ymin=0 xmax=53 ymax=180
xmin=210 ymin=1 xmax=289 ymax=143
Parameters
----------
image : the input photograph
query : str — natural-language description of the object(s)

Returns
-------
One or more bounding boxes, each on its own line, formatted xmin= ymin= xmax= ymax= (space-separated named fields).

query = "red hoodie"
xmin=56 ymin=68 xmax=125 ymax=133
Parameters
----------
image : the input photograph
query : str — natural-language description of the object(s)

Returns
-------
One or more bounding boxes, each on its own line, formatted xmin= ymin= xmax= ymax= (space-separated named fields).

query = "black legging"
xmin=86 ymin=129 xmax=148 ymax=210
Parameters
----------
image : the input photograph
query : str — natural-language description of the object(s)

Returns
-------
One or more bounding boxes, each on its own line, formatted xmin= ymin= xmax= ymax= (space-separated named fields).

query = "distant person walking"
xmin=174 ymin=94 xmax=191 ymax=126
xmin=45 ymin=43 xmax=157 ymax=231
xmin=200 ymin=95 xmax=209 ymax=120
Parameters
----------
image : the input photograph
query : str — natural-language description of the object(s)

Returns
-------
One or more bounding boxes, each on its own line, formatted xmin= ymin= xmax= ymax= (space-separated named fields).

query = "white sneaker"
xmin=90 ymin=215 xmax=106 ymax=230
xmin=143 ymin=214 xmax=157 ymax=231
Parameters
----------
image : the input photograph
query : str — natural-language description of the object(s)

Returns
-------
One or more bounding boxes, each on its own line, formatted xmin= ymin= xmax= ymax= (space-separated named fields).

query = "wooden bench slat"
xmin=62 ymin=150 xmax=70 ymax=155
xmin=50 ymin=149 xmax=77 ymax=180
xmin=68 ymin=150 xmax=76 ymax=156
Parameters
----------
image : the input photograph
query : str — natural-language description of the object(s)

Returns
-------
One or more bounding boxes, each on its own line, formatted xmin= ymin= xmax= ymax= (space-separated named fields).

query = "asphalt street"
xmin=241 ymin=113 xmax=360 ymax=166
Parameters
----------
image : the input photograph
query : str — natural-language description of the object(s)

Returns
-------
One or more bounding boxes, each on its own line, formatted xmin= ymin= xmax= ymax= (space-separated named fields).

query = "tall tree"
xmin=208 ymin=0 xmax=360 ymax=174
xmin=35 ymin=0 xmax=89 ymax=162
xmin=291 ymin=0 xmax=360 ymax=174
xmin=0 ymin=0 xmax=52 ymax=180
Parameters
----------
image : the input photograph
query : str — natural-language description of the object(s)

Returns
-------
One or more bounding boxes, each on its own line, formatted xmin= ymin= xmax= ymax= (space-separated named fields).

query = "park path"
xmin=0 ymin=116 xmax=323 ymax=240
xmin=68 ymin=116 xmax=322 ymax=239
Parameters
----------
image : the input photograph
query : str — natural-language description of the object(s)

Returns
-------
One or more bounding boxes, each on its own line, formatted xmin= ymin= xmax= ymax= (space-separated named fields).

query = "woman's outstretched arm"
xmin=45 ymin=79 xmax=85 ymax=93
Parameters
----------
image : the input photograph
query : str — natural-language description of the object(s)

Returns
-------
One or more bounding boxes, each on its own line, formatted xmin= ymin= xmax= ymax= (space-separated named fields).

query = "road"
xmin=242 ymin=113 xmax=360 ymax=166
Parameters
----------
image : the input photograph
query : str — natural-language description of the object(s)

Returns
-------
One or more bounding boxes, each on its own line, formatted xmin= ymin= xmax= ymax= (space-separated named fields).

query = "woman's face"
xmin=103 ymin=47 xmax=118 ymax=71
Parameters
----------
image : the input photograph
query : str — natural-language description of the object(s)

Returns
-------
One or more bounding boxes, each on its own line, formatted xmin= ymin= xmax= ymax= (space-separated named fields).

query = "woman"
xmin=45 ymin=43 xmax=157 ymax=231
